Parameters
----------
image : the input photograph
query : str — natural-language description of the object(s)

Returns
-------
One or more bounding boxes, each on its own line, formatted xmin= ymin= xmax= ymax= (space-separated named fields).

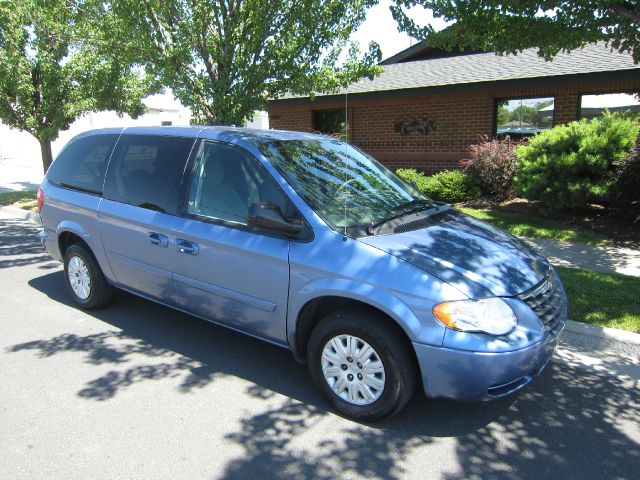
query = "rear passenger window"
xmin=47 ymin=134 xmax=119 ymax=193
xmin=103 ymin=135 xmax=195 ymax=215
xmin=188 ymin=142 xmax=287 ymax=225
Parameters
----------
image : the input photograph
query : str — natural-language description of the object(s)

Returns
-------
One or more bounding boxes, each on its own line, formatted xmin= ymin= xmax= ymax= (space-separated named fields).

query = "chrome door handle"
xmin=148 ymin=232 xmax=168 ymax=248
xmin=176 ymin=239 xmax=199 ymax=255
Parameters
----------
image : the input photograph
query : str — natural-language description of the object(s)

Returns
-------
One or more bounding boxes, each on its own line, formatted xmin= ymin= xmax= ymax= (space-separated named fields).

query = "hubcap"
xmin=321 ymin=334 xmax=386 ymax=405
xmin=67 ymin=255 xmax=91 ymax=300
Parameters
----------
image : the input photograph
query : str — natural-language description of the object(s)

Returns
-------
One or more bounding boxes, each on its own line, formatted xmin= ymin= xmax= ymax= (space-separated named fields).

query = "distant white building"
xmin=0 ymin=92 xmax=269 ymax=161
xmin=539 ymin=93 xmax=640 ymax=119
xmin=0 ymin=92 xmax=269 ymax=189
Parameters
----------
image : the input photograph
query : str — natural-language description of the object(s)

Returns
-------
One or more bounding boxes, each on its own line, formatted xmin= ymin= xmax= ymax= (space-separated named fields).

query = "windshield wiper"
xmin=368 ymin=199 xmax=437 ymax=234
xmin=388 ymin=199 xmax=435 ymax=214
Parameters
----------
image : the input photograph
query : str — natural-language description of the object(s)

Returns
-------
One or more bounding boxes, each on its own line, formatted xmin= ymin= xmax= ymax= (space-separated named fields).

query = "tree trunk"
xmin=39 ymin=139 xmax=53 ymax=173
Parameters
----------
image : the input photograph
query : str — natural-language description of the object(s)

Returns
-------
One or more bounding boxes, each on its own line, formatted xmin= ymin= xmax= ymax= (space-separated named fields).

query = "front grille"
xmin=518 ymin=272 xmax=566 ymax=329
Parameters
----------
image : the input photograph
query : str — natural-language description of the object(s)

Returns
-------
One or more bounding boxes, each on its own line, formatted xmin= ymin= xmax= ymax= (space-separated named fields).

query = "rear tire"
xmin=307 ymin=309 xmax=417 ymax=422
xmin=63 ymin=243 xmax=113 ymax=309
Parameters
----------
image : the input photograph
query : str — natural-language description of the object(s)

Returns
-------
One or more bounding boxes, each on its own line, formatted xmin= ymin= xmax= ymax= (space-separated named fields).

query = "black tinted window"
xmin=188 ymin=142 xmax=287 ymax=225
xmin=47 ymin=134 xmax=119 ymax=193
xmin=104 ymin=135 xmax=195 ymax=214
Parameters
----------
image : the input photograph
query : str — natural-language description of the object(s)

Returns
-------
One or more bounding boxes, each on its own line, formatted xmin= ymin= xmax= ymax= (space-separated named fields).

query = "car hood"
xmin=358 ymin=212 xmax=549 ymax=298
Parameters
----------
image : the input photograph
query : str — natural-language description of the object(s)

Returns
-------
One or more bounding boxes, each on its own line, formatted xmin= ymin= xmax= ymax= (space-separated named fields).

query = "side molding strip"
xmin=173 ymin=273 xmax=277 ymax=313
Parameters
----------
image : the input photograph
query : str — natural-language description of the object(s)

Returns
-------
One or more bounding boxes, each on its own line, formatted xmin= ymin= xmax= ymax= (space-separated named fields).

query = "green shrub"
xmin=397 ymin=168 xmax=481 ymax=203
xmin=396 ymin=168 xmax=430 ymax=192
xmin=462 ymin=135 xmax=520 ymax=198
xmin=610 ymin=142 xmax=640 ymax=222
xmin=513 ymin=112 xmax=640 ymax=211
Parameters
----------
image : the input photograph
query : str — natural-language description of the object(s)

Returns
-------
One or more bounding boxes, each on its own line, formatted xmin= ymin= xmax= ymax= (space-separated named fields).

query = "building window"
xmin=580 ymin=93 xmax=640 ymax=119
xmin=161 ymin=121 xmax=173 ymax=126
xmin=313 ymin=109 xmax=347 ymax=138
xmin=496 ymin=97 xmax=554 ymax=137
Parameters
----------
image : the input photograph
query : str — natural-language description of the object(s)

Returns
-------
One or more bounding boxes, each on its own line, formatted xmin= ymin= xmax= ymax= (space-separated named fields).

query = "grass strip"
xmin=0 ymin=189 xmax=38 ymax=212
xmin=459 ymin=207 xmax=607 ymax=245
xmin=556 ymin=266 xmax=640 ymax=333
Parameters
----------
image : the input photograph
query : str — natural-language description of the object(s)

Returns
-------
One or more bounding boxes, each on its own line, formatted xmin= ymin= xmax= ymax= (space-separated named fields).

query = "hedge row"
xmin=396 ymin=168 xmax=481 ymax=203
xmin=396 ymin=112 xmax=640 ymax=213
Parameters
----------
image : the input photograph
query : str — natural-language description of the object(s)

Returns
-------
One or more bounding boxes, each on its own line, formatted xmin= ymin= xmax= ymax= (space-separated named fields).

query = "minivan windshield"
xmin=259 ymin=138 xmax=434 ymax=234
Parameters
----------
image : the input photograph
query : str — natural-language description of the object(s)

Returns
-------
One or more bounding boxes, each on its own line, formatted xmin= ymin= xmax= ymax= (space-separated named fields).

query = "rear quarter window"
xmin=46 ymin=134 xmax=119 ymax=193
xmin=103 ymin=135 xmax=195 ymax=215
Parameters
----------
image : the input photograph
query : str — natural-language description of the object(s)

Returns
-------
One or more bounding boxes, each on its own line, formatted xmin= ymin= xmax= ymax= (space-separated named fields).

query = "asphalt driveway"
xmin=1 ymin=214 xmax=638 ymax=479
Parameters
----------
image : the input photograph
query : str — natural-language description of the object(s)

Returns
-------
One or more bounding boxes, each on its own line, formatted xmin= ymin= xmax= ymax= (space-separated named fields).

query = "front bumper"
xmin=413 ymin=319 xmax=565 ymax=401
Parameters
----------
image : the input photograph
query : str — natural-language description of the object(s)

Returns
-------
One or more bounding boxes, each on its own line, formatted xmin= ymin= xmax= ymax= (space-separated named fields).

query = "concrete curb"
xmin=562 ymin=320 xmax=640 ymax=357
xmin=0 ymin=205 xmax=40 ymax=223
xmin=1 ymin=204 xmax=639 ymax=357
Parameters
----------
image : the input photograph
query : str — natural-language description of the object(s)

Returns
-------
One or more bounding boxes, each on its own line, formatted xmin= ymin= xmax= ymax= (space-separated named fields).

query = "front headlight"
xmin=433 ymin=298 xmax=517 ymax=336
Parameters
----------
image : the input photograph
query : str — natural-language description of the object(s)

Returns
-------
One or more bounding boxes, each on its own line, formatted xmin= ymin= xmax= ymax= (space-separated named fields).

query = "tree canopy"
xmin=0 ymin=0 xmax=154 ymax=171
xmin=391 ymin=1 xmax=640 ymax=63
xmin=106 ymin=0 xmax=382 ymax=125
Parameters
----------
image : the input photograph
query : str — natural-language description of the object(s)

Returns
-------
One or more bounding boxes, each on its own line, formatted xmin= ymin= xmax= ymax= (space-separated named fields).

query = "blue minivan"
xmin=38 ymin=126 xmax=567 ymax=421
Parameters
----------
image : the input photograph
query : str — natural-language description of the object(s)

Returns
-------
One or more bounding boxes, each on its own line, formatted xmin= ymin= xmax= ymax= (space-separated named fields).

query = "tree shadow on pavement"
xmin=441 ymin=361 xmax=639 ymax=480
xmin=221 ymin=398 xmax=435 ymax=480
xmin=0 ymin=217 xmax=58 ymax=269
xmin=21 ymin=270 xmax=316 ymax=404
xmin=16 ymin=270 xmax=640 ymax=479
xmin=0 ymin=216 xmax=60 ymax=271
xmin=220 ymin=360 xmax=639 ymax=480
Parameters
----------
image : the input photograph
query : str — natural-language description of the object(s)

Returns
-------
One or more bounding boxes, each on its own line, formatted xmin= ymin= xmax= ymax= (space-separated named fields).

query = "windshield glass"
xmin=259 ymin=138 xmax=431 ymax=231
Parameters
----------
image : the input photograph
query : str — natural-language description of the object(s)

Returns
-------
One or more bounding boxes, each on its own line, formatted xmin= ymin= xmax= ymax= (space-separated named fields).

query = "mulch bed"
xmin=459 ymin=197 xmax=640 ymax=247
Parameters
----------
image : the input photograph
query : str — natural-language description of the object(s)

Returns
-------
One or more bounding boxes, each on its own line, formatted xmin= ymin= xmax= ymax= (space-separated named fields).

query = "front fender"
xmin=287 ymin=277 xmax=435 ymax=354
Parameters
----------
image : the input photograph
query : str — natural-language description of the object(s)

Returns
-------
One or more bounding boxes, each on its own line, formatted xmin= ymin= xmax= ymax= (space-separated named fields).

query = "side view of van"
xmin=38 ymin=126 xmax=567 ymax=421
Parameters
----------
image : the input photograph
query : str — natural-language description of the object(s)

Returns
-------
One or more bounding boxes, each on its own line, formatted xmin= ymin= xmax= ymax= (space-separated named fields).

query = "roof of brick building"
xmin=277 ymin=43 xmax=639 ymax=100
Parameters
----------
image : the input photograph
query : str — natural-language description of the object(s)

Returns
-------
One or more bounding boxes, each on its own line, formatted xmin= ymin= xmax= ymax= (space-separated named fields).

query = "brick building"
xmin=267 ymin=43 xmax=640 ymax=172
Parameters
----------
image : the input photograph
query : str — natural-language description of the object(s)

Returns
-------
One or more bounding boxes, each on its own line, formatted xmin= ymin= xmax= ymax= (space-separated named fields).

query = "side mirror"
xmin=247 ymin=202 xmax=303 ymax=235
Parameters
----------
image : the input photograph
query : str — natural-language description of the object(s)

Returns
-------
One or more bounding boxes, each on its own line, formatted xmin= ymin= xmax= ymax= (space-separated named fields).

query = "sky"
xmin=351 ymin=1 xmax=448 ymax=61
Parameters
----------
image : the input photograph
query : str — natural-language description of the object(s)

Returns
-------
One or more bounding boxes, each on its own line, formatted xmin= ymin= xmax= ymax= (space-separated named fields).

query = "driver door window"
xmin=188 ymin=142 xmax=287 ymax=226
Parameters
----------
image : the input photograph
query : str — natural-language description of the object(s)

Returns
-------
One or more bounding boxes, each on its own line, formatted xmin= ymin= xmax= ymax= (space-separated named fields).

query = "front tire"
xmin=63 ymin=243 xmax=113 ymax=309
xmin=307 ymin=309 xmax=417 ymax=422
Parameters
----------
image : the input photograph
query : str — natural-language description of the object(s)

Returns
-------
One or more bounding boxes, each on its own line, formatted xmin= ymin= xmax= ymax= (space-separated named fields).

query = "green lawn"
xmin=0 ymin=189 xmax=38 ymax=212
xmin=556 ymin=266 xmax=640 ymax=333
xmin=458 ymin=207 xmax=608 ymax=245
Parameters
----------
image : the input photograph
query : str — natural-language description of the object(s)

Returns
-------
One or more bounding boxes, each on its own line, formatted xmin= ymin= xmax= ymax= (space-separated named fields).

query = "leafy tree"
xmin=497 ymin=101 xmax=510 ymax=127
xmin=106 ymin=0 xmax=382 ymax=125
xmin=512 ymin=105 xmax=543 ymax=125
xmin=0 ymin=0 xmax=154 ymax=172
xmin=391 ymin=1 xmax=640 ymax=63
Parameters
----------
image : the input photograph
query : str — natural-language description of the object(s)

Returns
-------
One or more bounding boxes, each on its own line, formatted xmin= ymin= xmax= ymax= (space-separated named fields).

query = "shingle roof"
xmin=281 ymin=43 xmax=639 ymax=100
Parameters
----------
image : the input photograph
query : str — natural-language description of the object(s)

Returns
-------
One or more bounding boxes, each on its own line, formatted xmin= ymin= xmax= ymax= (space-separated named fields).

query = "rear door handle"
xmin=176 ymin=238 xmax=199 ymax=255
xmin=148 ymin=232 xmax=168 ymax=248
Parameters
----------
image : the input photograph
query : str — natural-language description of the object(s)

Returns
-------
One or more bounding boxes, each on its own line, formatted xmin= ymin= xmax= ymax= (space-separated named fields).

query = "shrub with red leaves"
xmin=461 ymin=135 xmax=521 ymax=199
